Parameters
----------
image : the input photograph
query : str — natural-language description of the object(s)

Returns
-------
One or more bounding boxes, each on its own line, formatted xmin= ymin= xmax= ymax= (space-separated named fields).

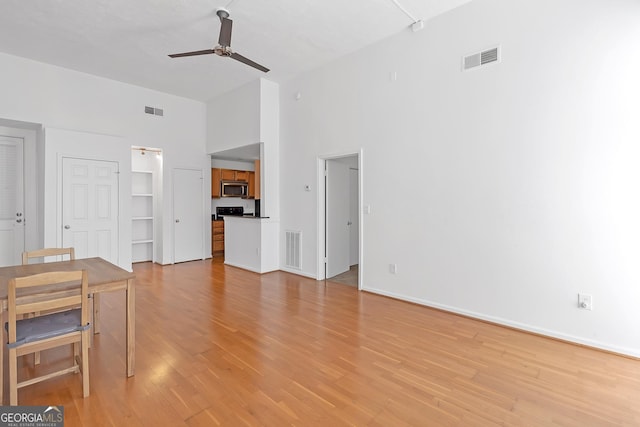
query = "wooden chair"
xmin=6 ymin=270 xmax=90 ymax=405
xmin=21 ymin=247 xmax=75 ymax=265
xmin=22 ymin=248 xmax=83 ymax=364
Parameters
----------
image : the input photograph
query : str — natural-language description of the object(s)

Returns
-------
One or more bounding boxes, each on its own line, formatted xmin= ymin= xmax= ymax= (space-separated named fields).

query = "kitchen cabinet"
xmin=235 ymin=170 xmax=249 ymax=182
xmin=220 ymin=168 xmax=248 ymax=182
xmin=132 ymin=170 xmax=154 ymax=262
xmin=211 ymin=168 xmax=221 ymax=198
xmin=212 ymin=220 xmax=224 ymax=256
xmin=220 ymin=169 xmax=236 ymax=181
xmin=254 ymin=160 xmax=261 ymax=199
xmin=248 ymin=172 xmax=256 ymax=198
xmin=248 ymin=160 xmax=261 ymax=199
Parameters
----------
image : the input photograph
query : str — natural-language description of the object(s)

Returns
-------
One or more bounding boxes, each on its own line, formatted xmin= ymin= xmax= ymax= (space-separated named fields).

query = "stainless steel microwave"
xmin=221 ymin=181 xmax=248 ymax=198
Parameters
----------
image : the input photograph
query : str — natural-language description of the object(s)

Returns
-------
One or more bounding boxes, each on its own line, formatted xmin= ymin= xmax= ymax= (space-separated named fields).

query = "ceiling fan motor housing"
xmin=214 ymin=46 xmax=232 ymax=57
xmin=216 ymin=7 xmax=230 ymax=20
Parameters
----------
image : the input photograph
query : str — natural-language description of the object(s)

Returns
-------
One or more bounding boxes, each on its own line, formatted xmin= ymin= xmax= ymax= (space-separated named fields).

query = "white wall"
xmin=206 ymin=80 xmax=261 ymax=153
xmin=0 ymin=52 xmax=209 ymax=268
xmin=279 ymin=0 xmax=640 ymax=356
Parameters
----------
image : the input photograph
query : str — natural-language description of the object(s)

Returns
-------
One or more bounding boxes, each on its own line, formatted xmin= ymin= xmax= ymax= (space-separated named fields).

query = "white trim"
xmin=280 ymin=267 xmax=317 ymax=279
xmin=363 ymin=287 xmax=640 ymax=359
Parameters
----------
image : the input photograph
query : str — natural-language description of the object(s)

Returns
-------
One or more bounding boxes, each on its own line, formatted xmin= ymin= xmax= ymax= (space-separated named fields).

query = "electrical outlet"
xmin=578 ymin=293 xmax=593 ymax=311
xmin=389 ymin=264 xmax=397 ymax=274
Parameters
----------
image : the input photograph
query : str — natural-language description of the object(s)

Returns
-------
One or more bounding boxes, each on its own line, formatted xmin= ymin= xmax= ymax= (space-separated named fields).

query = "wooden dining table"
xmin=0 ymin=257 xmax=135 ymax=403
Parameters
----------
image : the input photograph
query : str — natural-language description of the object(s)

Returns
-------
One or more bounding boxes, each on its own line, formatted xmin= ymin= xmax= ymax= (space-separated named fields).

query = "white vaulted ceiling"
xmin=0 ymin=0 xmax=470 ymax=101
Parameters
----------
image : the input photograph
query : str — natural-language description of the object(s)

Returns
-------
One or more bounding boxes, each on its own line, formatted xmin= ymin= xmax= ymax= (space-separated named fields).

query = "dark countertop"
xmin=211 ymin=215 xmax=269 ymax=220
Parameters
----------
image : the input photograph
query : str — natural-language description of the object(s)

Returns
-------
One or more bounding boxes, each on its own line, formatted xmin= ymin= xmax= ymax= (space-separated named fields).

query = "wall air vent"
xmin=285 ymin=230 xmax=302 ymax=270
xmin=144 ymin=106 xmax=164 ymax=116
xmin=463 ymin=46 xmax=500 ymax=71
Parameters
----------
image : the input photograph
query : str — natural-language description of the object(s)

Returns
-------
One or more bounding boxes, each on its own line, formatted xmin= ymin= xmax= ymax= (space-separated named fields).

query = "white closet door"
xmin=62 ymin=157 xmax=119 ymax=264
xmin=0 ymin=136 xmax=24 ymax=267
xmin=173 ymin=168 xmax=203 ymax=263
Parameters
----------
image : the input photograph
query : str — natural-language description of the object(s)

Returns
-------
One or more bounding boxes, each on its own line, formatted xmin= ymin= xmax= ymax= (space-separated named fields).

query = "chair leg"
xmin=9 ymin=348 xmax=18 ymax=406
xmin=81 ymin=331 xmax=90 ymax=397
xmin=29 ymin=312 xmax=42 ymax=365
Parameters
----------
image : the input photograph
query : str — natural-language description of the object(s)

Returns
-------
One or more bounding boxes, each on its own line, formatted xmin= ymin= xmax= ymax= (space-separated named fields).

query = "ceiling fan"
xmin=168 ymin=7 xmax=269 ymax=73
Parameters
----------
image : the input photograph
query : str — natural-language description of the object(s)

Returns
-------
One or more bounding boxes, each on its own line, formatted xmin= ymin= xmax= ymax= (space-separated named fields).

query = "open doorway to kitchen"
xmin=318 ymin=151 xmax=362 ymax=289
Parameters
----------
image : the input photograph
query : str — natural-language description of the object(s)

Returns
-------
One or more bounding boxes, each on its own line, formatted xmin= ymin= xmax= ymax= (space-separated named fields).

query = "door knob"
xmin=175 ymin=219 xmax=180 ymax=223
xmin=64 ymin=225 xmax=71 ymax=229
xmin=347 ymin=221 xmax=352 ymax=226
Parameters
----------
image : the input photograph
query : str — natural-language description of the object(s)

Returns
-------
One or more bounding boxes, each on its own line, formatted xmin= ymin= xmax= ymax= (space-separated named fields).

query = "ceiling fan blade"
xmin=230 ymin=52 xmax=270 ymax=73
xmin=219 ymin=17 xmax=232 ymax=47
xmin=168 ymin=49 xmax=215 ymax=58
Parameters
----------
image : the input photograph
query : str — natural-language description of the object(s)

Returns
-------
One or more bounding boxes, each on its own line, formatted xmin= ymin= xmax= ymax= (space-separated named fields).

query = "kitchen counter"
xmin=223 ymin=216 xmax=279 ymax=273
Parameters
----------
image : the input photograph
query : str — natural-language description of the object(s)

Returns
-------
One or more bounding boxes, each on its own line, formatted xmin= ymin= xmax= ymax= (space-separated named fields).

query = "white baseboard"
xmin=363 ymin=287 xmax=640 ymax=359
xmin=223 ymin=261 xmax=279 ymax=274
xmin=279 ymin=267 xmax=318 ymax=279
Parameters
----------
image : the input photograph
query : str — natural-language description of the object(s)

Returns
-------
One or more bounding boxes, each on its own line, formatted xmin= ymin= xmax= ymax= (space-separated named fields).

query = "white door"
xmin=326 ymin=160 xmax=350 ymax=278
xmin=62 ymin=157 xmax=119 ymax=264
xmin=0 ymin=136 xmax=24 ymax=267
xmin=173 ymin=168 xmax=203 ymax=263
xmin=349 ymin=167 xmax=359 ymax=266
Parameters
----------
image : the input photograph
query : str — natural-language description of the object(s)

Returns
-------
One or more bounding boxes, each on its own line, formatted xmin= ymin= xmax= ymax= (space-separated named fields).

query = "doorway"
xmin=319 ymin=151 xmax=362 ymax=288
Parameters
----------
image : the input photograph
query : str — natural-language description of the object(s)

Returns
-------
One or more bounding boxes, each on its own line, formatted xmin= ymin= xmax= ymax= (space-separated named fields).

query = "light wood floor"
xmin=5 ymin=258 xmax=640 ymax=426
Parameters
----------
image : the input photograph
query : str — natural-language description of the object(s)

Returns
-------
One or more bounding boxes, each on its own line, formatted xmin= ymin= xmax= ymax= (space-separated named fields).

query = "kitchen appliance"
xmin=216 ymin=206 xmax=244 ymax=219
xmin=221 ymin=181 xmax=248 ymax=198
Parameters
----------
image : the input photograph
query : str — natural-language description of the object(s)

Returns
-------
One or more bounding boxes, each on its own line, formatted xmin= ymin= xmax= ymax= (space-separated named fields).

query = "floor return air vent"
xmin=285 ymin=230 xmax=301 ymax=270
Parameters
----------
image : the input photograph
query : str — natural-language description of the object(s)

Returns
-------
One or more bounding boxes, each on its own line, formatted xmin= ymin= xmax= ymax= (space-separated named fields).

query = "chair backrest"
xmin=22 ymin=248 xmax=75 ymax=265
xmin=7 ymin=270 xmax=89 ymax=345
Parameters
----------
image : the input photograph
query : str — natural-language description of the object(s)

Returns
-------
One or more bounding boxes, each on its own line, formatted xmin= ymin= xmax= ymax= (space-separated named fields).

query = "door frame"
xmin=317 ymin=149 xmax=364 ymax=289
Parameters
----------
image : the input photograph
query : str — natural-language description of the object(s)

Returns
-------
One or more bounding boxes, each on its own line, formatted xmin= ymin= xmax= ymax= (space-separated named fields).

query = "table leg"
xmin=126 ymin=278 xmax=135 ymax=377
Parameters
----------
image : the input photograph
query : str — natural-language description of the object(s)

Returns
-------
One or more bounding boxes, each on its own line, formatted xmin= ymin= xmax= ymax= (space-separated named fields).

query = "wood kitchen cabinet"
xmin=220 ymin=168 xmax=249 ymax=182
xmin=211 ymin=168 xmax=221 ymax=198
xmin=248 ymin=172 xmax=256 ymax=198
xmin=248 ymin=160 xmax=261 ymax=199
xmin=220 ymin=169 xmax=236 ymax=181
xmin=212 ymin=220 xmax=224 ymax=256
xmin=247 ymin=161 xmax=261 ymax=199
xmin=235 ymin=170 xmax=249 ymax=182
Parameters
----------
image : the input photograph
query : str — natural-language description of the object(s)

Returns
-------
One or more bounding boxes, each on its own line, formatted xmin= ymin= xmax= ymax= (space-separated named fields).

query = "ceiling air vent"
xmin=463 ymin=46 xmax=500 ymax=71
xmin=144 ymin=106 xmax=164 ymax=116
